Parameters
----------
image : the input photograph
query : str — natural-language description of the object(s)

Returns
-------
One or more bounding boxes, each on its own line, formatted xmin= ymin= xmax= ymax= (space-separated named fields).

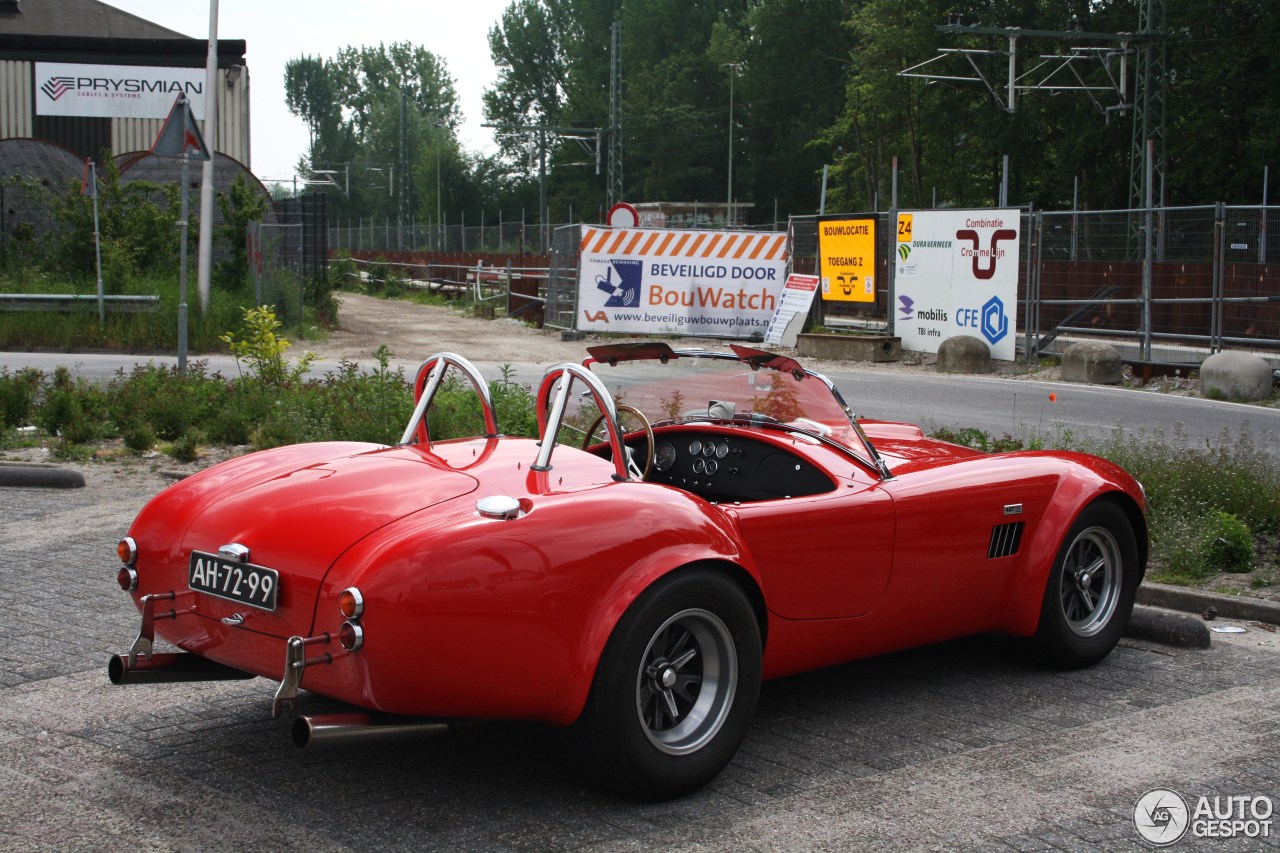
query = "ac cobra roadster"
xmin=109 ymin=343 xmax=1147 ymax=798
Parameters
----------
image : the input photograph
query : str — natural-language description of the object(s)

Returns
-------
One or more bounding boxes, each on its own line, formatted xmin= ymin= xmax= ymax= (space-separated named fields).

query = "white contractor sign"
xmin=577 ymin=226 xmax=788 ymax=337
xmin=893 ymin=209 xmax=1021 ymax=360
xmin=36 ymin=62 xmax=206 ymax=120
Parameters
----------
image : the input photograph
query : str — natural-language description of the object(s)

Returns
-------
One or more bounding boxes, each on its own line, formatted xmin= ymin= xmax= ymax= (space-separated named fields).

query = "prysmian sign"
xmin=35 ymin=62 xmax=206 ymax=120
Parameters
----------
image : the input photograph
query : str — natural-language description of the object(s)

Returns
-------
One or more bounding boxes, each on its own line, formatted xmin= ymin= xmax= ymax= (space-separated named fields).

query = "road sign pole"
xmin=178 ymin=99 xmax=190 ymax=375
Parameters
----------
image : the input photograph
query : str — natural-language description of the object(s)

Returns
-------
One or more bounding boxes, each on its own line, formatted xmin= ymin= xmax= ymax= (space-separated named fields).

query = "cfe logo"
xmin=980 ymin=295 xmax=1008 ymax=345
xmin=955 ymin=228 xmax=1017 ymax=280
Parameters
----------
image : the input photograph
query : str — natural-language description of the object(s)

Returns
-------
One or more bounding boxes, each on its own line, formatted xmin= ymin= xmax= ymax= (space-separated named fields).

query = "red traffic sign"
xmin=151 ymin=94 xmax=210 ymax=160
xmin=606 ymin=202 xmax=639 ymax=228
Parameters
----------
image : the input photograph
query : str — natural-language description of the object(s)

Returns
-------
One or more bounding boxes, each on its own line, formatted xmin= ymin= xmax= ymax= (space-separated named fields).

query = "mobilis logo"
xmin=898 ymin=297 xmax=947 ymax=322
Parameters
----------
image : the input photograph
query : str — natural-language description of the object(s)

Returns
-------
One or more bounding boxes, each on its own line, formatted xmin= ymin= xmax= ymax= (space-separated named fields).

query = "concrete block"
xmin=1200 ymin=351 xmax=1274 ymax=401
xmin=1061 ymin=341 xmax=1123 ymax=384
xmin=936 ymin=335 xmax=991 ymax=374
xmin=796 ymin=334 xmax=901 ymax=362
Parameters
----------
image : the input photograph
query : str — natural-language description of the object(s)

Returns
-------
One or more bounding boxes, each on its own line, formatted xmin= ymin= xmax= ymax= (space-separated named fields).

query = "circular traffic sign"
xmin=606 ymin=202 xmax=639 ymax=228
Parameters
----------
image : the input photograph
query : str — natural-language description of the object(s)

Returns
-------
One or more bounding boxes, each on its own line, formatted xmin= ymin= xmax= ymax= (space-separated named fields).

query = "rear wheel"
xmin=576 ymin=568 xmax=761 ymax=800
xmin=1033 ymin=501 xmax=1139 ymax=668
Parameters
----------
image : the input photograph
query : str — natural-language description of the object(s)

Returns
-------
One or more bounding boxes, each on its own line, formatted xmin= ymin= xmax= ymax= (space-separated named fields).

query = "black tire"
xmin=576 ymin=568 xmax=761 ymax=800
xmin=1033 ymin=500 xmax=1140 ymax=669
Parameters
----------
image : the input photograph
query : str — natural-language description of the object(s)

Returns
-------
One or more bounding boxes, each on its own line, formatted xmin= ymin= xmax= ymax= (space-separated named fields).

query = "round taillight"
xmin=338 ymin=587 xmax=364 ymax=620
xmin=338 ymin=620 xmax=364 ymax=652
xmin=117 ymin=537 xmax=137 ymax=566
xmin=117 ymin=566 xmax=138 ymax=592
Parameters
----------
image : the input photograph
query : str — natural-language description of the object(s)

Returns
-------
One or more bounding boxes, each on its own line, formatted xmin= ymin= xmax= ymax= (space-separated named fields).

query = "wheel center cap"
xmin=661 ymin=667 xmax=677 ymax=689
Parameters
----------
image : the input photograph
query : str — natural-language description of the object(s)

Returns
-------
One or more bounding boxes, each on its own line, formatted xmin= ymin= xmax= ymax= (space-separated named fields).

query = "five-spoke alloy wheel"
xmin=1034 ymin=500 xmax=1141 ymax=668
xmin=577 ymin=568 xmax=761 ymax=799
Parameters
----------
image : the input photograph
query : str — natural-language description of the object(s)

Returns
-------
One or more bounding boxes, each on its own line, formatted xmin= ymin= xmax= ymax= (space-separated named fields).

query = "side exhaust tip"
xmin=292 ymin=712 xmax=469 ymax=749
xmin=108 ymin=652 xmax=256 ymax=685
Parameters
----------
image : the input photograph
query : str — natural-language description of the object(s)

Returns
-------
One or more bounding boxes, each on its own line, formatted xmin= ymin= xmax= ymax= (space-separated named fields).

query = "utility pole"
xmin=723 ymin=62 xmax=743 ymax=227
xmin=608 ymin=20 xmax=623 ymax=205
xmin=1128 ymin=0 xmax=1167 ymax=212
xmin=398 ymin=90 xmax=408 ymax=248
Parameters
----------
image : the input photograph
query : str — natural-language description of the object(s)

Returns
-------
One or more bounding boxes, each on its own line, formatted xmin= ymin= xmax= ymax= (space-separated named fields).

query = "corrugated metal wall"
xmin=0 ymin=59 xmax=32 ymax=137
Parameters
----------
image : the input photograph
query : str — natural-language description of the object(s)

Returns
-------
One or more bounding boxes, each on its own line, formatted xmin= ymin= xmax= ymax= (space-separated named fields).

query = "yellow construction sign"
xmin=818 ymin=217 xmax=876 ymax=302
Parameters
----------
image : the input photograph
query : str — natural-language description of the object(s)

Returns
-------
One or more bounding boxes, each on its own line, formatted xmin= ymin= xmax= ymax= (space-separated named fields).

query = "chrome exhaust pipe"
xmin=108 ymin=652 xmax=256 ymax=685
xmin=291 ymin=712 xmax=471 ymax=749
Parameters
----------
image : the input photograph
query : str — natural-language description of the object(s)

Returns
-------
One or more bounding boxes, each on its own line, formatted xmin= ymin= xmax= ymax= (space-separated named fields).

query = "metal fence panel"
xmin=545 ymin=225 xmax=581 ymax=331
xmin=248 ymin=221 xmax=304 ymax=325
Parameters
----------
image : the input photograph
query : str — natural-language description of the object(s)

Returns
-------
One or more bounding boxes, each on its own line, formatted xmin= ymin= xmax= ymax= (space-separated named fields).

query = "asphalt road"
xmin=2 ymin=461 xmax=1280 ymax=850
xmin=4 ymin=349 xmax=1277 ymax=452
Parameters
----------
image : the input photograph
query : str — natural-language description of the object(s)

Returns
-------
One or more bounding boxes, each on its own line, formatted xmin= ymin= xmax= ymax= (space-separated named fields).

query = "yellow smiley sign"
xmin=818 ymin=218 xmax=877 ymax=303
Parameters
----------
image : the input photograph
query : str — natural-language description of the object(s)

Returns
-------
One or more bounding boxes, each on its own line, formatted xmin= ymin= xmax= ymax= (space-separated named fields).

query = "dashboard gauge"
xmin=701 ymin=442 xmax=716 ymax=458
xmin=692 ymin=458 xmax=706 ymax=474
xmin=688 ymin=439 xmax=703 ymax=456
xmin=655 ymin=443 xmax=677 ymax=471
xmin=715 ymin=441 xmax=730 ymax=459
xmin=704 ymin=460 xmax=718 ymax=475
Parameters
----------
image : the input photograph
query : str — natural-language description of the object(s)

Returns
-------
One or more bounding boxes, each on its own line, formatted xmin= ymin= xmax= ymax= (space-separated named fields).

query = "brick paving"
xmin=1 ymin=467 xmax=1278 ymax=851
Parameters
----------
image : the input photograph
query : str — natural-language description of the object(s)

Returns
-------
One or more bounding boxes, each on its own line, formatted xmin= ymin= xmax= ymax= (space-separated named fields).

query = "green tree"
xmin=214 ymin=174 xmax=270 ymax=291
xmin=284 ymin=43 xmax=462 ymax=223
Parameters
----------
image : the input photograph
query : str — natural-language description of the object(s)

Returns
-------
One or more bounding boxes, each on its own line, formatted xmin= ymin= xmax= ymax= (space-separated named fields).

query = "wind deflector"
xmin=586 ymin=342 xmax=679 ymax=366
xmin=729 ymin=345 xmax=807 ymax=380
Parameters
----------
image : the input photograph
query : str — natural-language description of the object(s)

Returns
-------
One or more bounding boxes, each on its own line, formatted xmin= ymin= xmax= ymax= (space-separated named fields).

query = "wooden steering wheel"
xmin=581 ymin=404 xmax=655 ymax=480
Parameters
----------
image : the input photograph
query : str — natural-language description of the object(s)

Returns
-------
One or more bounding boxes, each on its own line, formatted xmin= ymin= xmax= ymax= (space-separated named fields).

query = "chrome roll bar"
xmin=534 ymin=363 xmax=630 ymax=481
xmin=399 ymin=352 xmax=498 ymax=447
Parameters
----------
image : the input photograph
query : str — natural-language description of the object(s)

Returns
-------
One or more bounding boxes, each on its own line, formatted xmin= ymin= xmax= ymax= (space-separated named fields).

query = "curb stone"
xmin=0 ymin=462 xmax=85 ymax=489
xmin=1137 ymin=581 xmax=1280 ymax=627
xmin=1126 ymin=604 xmax=1211 ymax=649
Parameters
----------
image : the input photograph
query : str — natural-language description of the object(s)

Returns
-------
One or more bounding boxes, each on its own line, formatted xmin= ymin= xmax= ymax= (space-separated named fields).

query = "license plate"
xmin=188 ymin=551 xmax=279 ymax=611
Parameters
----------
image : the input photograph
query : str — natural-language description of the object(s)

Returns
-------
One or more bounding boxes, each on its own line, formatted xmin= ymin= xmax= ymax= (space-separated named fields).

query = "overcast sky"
xmin=104 ymin=0 xmax=512 ymax=184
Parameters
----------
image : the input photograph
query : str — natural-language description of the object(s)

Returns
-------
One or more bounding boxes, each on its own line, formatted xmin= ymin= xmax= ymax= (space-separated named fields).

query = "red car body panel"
xmin=118 ymin=355 xmax=1147 ymax=729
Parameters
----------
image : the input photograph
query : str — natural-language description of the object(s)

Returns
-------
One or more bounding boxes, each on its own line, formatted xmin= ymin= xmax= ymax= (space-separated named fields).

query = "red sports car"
xmin=110 ymin=343 xmax=1147 ymax=798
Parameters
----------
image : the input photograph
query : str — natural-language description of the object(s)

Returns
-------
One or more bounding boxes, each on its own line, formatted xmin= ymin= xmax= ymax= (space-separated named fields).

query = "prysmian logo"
xmin=40 ymin=77 xmax=75 ymax=101
xmin=39 ymin=76 xmax=201 ymax=100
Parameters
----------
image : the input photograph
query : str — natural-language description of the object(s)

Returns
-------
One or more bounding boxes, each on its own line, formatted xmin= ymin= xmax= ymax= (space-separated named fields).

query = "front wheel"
xmin=1033 ymin=500 xmax=1140 ymax=668
xmin=576 ymin=568 xmax=761 ymax=799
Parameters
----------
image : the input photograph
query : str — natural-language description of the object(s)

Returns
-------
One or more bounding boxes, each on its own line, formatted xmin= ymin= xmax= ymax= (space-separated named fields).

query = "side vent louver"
xmin=988 ymin=521 xmax=1024 ymax=559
